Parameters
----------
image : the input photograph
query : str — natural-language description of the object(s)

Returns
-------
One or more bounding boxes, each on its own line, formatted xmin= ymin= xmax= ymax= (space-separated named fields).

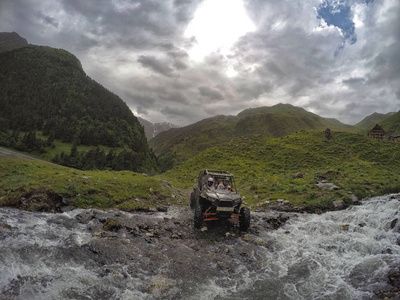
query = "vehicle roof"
xmin=201 ymin=169 xmax=234 ymax=177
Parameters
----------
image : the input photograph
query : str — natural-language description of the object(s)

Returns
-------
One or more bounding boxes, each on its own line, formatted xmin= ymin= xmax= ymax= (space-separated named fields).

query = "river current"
xmin=0 ymin=194 xmax=399 ymax=299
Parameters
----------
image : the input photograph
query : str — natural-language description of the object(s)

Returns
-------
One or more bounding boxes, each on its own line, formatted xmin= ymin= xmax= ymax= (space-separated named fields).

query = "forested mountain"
xmin=150 ymin=103 xmax=355 ymax=171
xmin=0 ymin=32 xmax=158 ymax=173
xmin=354 ymin=112 xmax=396 ymax=131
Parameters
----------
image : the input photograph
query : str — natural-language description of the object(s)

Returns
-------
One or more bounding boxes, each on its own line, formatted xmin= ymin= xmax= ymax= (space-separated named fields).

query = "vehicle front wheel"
xmin=239 ymin=207 xmax=250 ymax=231
xmin=190 ymin=192 xmax=196 ymax=209
xmin=194 ymin=205 xmax=203 ymax=229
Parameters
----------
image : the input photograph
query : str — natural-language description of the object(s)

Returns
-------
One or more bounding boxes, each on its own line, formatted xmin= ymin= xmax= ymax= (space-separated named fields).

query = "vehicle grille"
xmin=219 ymin=200 xmax=233 ymax=207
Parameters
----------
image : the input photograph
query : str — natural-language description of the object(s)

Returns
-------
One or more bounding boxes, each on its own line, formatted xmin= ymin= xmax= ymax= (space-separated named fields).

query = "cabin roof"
xmin=368 ymin=124 xmax=385 ymax=134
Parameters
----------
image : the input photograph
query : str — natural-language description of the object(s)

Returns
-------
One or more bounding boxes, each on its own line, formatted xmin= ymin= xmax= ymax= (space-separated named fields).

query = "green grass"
xmin=0 ymin=158 xmax=179 ymax=210
xmin=2 ymin=130 xmax=400 ymax=212
xmin=161 ymin=131 xmax=400 ymax=211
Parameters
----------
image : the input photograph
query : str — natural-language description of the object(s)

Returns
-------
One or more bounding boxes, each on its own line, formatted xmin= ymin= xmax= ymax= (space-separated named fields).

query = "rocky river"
xmin=1 ymin=194 xmax=400 ymax=299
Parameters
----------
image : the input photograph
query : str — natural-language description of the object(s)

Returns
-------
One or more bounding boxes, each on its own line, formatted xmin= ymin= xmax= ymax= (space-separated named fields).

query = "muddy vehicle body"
xmin=190 ymin=170 xmax=250 ymax=231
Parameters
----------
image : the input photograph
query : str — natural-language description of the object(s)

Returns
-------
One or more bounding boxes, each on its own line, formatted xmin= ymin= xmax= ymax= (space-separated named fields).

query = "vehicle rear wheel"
xmin=239 ymin=207 xmax=250 ymax=231
xmin=190 ymin=192 xmax=195 ymax=209
xmin=194 ymin=204 xmax=203 ymax=229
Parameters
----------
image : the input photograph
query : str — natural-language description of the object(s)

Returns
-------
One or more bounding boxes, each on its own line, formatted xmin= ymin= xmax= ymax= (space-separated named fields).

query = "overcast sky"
xmin=1 ymin=0 xmax=399 ymax=126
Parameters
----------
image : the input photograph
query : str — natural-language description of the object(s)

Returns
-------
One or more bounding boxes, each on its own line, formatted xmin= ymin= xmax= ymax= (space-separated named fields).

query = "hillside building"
xmin=367 ymin=124 xmax=386 ymax=140
xmin=388 ymin=135 xmax=400 ymax=142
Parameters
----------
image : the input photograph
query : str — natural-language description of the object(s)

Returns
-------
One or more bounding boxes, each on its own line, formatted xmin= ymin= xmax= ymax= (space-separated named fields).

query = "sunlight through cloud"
xmin=184 ymin=0 xmax=255 ymax=62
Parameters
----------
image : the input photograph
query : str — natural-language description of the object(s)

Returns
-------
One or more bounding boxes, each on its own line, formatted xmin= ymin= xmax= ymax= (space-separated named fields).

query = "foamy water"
xmin=1 ymin=195 xmax=399 ymax=299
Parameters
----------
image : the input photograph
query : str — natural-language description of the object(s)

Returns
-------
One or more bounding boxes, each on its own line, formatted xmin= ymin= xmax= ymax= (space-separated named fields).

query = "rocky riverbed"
xmin=1 ymin=195 xmax=400 ymax=299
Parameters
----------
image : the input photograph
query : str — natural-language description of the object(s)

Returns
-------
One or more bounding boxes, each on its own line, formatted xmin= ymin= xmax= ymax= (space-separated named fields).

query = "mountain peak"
xmin=138 ymin=117 xmax=180 ymax=140
xmin=0 ymin=32 xmax=28 ymax=44
xmin=0 ymin=32 xmax=29 ymax=53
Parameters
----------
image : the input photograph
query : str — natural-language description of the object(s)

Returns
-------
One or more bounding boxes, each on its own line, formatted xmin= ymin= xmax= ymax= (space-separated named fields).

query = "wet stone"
xmin=0 ymin=222 xmax=12 ymax=229
xmin=102 ymin=218 xmax=123 ymax=232
xmin=390 ymin=218 xmax=398 ymax=229
xmin=340 ymin=224 xmax=350 ymax=231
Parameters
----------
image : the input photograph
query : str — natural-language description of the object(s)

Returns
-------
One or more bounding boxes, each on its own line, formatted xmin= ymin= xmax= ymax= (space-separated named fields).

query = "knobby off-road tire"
xmin=190 ymin=192 xmax=195 ymax=209
xmin=240 ymin=207 xmax=251 ymax=231
xmin=194 ymin=205 xmax=203 ymax=229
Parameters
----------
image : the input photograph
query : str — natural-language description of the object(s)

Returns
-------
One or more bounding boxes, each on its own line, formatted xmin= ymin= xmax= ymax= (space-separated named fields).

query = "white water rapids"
xmin=1 ymin=194 xmax=399 ymax=299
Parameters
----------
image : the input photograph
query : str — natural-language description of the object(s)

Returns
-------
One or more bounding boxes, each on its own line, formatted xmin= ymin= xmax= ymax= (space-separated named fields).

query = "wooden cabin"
xmin=388 ymin=135 xmax=400 ymax=142
xmin=367 ymin=124 xmax=386 ymax=140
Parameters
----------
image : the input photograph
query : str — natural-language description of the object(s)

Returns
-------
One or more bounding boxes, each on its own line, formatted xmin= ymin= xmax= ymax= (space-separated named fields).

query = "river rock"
xmin=340 ymin=224 xmax=350 ymax=231
xmin=333 ymin=200 xmax=345 ymax=210
xmin=293 ymin=173 xmax=304 ymax=179
xmin=0 ymin=222 xmax=12 ymax=229
xmin=18 ymin=188 xmax=66 ymax=212
xmin=316 ymin=181 xmax=339 ymax=190
xmin=148 ymin=274 xmax=175 ymax=297
xmin=102 ymin=218 xmax=123 ymax=231
xmin=390 ymin=218 xmax=398 ymax=229
xmin=388 ymin=269 xmax=400 ymax=287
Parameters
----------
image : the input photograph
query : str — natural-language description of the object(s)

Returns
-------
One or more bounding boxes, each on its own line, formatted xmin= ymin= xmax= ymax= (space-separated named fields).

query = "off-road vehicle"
xmin=190 ymin=170 xmax=250 ymax=231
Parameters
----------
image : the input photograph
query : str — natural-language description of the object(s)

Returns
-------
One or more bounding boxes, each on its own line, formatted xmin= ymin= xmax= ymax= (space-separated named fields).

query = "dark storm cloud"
xmin=126 ymin=93 xmax=157 ymax=110
xmin=137 ymin=55 xmax=174 ymax=76
xmin=160 ymin=105 xmax=198 ymax=119
xmin=57 ymin=0 xmax=202 ymax=51
xmin=159 ymin=90 xmax=188 ymax=104
xmin=1 ymin=0 xmax=399 ymax=126
xmin=166 ymin=48 xmax=189 ymax=70
xmin=342 ymin=77 xmax=366 ymax=88
xmin=37 ymin=12 xmax=59 ymax=28
xmin=198 ymin=86 xmax=224 ymax=100
xmin=366 ymin=42 xmax=400 ymax=84
xmin=235 ymin=80 xmax=272 ymax=100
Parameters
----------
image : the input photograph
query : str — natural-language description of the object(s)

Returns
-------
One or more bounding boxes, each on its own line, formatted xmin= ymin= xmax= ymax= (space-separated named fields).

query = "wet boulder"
xmin=333 ymin=200 xmax=345 ymax=210
xmin=18 ymin=188 xmax=66 ymax=212
xmin=102 ymin=218 xmax=123 ymax=232
xmin=388 ymin=269 xmax=400 ymax=289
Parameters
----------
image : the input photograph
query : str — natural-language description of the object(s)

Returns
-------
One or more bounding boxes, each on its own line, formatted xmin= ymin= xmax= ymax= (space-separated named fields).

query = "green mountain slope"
xmin=163 ymin=131 xmax=400 ymax=211
xmin=380 ymin=111 xmax=400 ymax=136
xmin=355 ymin=112 xmax=396 ymax=131
xmin=0 ymin=34 xmax=158 ymax=173
xmin=150 ymin=103 xmax=355 ymax=171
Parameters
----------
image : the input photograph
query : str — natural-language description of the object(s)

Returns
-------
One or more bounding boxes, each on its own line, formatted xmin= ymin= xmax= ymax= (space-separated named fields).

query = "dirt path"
xmin=0 ymin=147 xmax=41 ymax=160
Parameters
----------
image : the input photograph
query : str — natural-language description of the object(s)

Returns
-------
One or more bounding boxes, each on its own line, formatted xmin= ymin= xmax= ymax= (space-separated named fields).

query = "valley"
xmin=1 ymin=31 xmax=400 ymax=299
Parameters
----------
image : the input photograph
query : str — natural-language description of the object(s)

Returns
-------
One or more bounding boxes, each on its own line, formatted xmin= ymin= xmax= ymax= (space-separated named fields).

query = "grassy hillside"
xmin=355 ymin=112 xmax=396 ymax=131
xmin=162 ymin=131 xmax=400 ymax=211
xmin=0 ymin=158 xmax=181 ymax=211
xmin=0 ymin=35 xmax=158 ymax=173
xmin=2 ymin=131 xmax=399 ymax=213
xmin=380 ymin=111 xmax=400 ymax=136
xmin=150 ymin=103 xmax=355 ymax=171
xmin=150 ymin=115 xmax=237 ymax=170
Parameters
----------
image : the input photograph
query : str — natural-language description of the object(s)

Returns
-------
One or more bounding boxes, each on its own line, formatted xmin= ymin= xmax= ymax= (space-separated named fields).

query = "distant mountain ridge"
xmin=149 ymin=103 xmax=356 ymax=171
xmin=355 ymin=112 xmax=396 ymax=130
xmin=138 ymin=117 xmax=180 ymax=140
